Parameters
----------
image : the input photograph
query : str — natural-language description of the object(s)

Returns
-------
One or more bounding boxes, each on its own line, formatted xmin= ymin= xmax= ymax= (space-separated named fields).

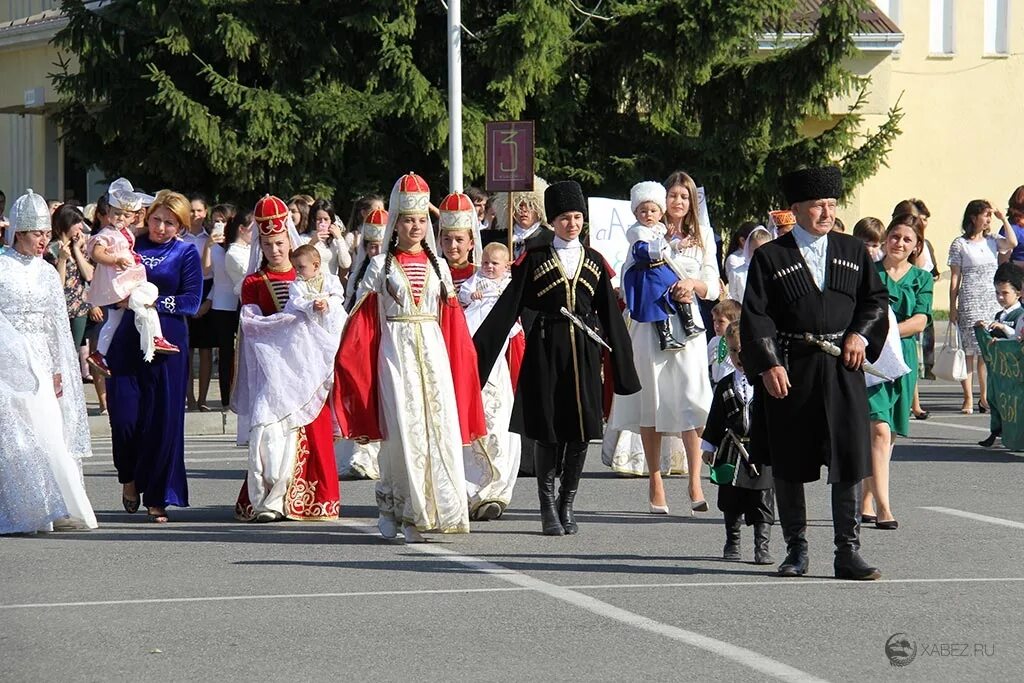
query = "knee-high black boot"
xmin=675 ymin=301 xmax=704 ymax=340
xmin=722 ymin=513 xmax=742 ymax=560
xmin=557 ymin=441 xmax=588 ymax=535
xmin=535 ymin=442 xmax=565 ymax=536
xmin=774 ymin=478 xmax=808 ymax=577
xmin=832 ymin=481 xmax=881 ymax=580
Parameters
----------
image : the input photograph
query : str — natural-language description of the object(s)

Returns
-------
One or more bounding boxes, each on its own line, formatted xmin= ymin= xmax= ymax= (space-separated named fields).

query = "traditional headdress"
xmin=360 ymin=208 xmax=388 ymax=243
xmin=394 ymin=172 xmax=431 ymax=216
xmin=245 ymin=194 xmax=302 ymax=276
xmin=382 ymin=173 xmax=436 ymax=253
xmin=107 ymin=178 xmax=155 ymax=212
xmin=439 ymin=192 xmax=482 ymax=265
xmin=544 ymin=180 xmax=587 ymax=221
xmin=780 ymin=166 xmax=843 ymax=206
xmin=491 ymin=176 xmax=548 ymax=231
xmin=630 ymin=181 xmax=667 ymax=214
xmin=6 ymin=189 xmax=51 ymax=247
xmin=253 ymin=194 xmax=290 ymax=236
xmin=345 ymin=208 xmax=390 ymax=304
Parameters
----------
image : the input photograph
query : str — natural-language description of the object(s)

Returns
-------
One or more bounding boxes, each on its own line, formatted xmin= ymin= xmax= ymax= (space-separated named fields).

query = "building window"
xmin=929 ymin=0 xmax=955 ymax=54
xmin=984 ymin=0 xmax=1009 ymax=55
xmin=874 ymin=0 xmax=901 ymax=24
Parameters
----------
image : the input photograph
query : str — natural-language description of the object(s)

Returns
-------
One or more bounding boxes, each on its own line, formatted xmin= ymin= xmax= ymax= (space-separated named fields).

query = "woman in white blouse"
xmin=202 ymin=210 xmax=252 ymax=408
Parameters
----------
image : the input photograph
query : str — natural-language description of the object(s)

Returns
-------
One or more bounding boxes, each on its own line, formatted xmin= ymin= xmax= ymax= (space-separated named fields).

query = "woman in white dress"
xmin=608 ymin=171 xmax=717 ymax=514
xmin=948 ymin=199 xmax=1017 ymax=413
xmin=333 ymin=173 xmax=486 ymax=543
xmin=0 ymin=189 xmax=98 ymax=534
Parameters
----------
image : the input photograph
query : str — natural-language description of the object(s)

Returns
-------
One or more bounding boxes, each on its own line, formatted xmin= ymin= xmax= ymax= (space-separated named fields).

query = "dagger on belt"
xmin=560 ymin=307 xmax=613 ymax=352
xmin=802 ymin=333 xmax=893 ymax=382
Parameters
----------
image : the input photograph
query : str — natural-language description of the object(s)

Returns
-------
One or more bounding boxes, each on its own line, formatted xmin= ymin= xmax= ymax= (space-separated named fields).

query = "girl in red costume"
xmin=333 ymin=174 xmax=486 ymax=543
xmin=232 ymin=195 xmax=344 ymax=522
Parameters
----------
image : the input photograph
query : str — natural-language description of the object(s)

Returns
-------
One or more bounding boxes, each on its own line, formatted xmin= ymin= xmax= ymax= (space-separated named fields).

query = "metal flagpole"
xmin=447 ymin=0 xmax=463 ymax=193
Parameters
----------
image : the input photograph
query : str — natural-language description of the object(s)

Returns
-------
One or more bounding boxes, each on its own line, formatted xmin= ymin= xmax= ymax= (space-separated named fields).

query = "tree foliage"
xmin=53 ymin=0 xmax=901 ymax=227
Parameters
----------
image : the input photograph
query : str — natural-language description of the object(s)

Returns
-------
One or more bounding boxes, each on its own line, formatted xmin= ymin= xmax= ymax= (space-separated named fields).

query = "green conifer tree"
xmin=53 ymin=0 xmax=900 ymax=227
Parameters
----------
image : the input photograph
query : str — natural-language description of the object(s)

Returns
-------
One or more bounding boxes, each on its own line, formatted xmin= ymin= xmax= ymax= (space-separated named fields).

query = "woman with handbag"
xmin=948 ymin=200 xmax=1017 ymax=413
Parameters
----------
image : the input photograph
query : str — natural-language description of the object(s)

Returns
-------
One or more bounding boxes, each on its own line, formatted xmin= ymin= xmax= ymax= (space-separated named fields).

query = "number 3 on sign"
xmin=499 ymin=129 xmax=519 ymax=174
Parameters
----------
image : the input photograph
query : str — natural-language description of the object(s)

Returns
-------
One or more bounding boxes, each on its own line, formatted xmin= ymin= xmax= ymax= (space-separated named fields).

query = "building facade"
xmin=844 ymin=0 xmax=1023 ymax=309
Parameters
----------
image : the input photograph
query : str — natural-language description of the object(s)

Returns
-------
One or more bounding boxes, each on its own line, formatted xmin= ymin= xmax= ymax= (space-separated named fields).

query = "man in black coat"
xmin=740 ymin=166 xmax=889 ymax=580
xmin=475 ymin=181 xmax=641 ymax=537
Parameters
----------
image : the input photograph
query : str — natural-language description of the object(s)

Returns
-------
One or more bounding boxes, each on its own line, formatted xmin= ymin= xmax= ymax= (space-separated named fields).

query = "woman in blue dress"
xmin=107 ymin=190 xmax=203 ymax=523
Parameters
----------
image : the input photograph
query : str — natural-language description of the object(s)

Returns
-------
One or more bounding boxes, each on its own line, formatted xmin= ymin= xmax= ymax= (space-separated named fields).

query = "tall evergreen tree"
xmin=53 ymin=0 xmax=901 ymax=226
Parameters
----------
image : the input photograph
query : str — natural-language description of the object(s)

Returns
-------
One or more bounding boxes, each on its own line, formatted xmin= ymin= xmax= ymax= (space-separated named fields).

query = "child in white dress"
xmin=460 ymin=242 xmax=513 ymax=330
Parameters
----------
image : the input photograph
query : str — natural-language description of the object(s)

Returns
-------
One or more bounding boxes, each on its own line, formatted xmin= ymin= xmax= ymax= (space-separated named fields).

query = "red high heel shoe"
xmin=153 ymin=337 xmax=180 ymax=354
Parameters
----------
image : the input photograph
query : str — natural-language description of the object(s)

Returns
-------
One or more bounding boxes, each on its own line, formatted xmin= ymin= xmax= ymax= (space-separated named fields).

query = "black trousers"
xmin=208 ymin=308 xmax=239 ymax=407
xmin=717 ymin=485 xmax=775 ymax=524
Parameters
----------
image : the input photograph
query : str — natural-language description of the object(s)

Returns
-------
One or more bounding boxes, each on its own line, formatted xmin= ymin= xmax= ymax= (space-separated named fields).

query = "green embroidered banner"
xmin=975 ymin=327 xmax=1024 ymax=450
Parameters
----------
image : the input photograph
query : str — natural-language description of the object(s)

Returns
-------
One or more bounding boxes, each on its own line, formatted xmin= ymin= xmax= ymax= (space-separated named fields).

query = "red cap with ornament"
xmin=361 ymin=208 xmax=388 ymax=243
xmin=395 ymin=173 xmax=430 ymax=216
xmin=438 ymin=192 xmax=475 ymax=231
xmin=254 ymin=194 xmax=289 ymax=236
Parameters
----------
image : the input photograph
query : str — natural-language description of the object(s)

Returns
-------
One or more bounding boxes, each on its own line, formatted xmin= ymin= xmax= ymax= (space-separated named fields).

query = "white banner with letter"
xmin=588 ymin=187 xmax=712 ymax=287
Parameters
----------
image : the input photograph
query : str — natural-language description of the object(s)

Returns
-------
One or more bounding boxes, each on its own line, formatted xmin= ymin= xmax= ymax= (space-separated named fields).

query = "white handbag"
xmin=933 ymin=323 xmax=969 ymax=382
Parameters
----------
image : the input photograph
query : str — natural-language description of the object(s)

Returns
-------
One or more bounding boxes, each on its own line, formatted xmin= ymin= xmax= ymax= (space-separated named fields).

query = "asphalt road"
xmin=2 ymin=379 xmax=1022 ymax=682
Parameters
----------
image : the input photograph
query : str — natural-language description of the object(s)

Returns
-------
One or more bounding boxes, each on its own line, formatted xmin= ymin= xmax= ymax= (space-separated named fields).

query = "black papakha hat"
xmin=544 ymin=180 xmax=588 ymax=221
xmin=780 ymin=166 xmax=843 ymax=205
xmin=994 ymin=262 xmax=1024 ymax=292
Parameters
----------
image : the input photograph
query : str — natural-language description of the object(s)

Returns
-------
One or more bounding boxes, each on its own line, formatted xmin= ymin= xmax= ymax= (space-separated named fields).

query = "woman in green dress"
xmin=863 ymin=214 xmax=933 ymax=530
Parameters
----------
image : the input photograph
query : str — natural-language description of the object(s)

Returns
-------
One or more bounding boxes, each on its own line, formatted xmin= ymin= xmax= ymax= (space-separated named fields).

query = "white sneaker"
xmin=377 ymin=514 xmax=398 ymax=539
xmin=402 ymin=524 xmax=426 ymax=543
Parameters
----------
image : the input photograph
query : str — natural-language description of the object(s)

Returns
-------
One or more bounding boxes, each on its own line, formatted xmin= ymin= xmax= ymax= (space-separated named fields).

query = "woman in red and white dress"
xmin=232 ymin=195 xmax=344 ymax=522
xmin=333 ymin=174 xmax=486 ymax=542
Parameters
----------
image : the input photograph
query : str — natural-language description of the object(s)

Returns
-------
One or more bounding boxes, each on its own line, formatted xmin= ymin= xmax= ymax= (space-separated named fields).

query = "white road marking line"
xmin=922 ymin=506 xmax=1024 ymax=530
xmin=342 ymin=524 xmax=826 ymax=683
xmin=0 ymin=587 xmax=530 ymax=610
xmin=922 ymin=420 xmax=990 ymax=433
xmin=5 ymin=576 xmax=1023 ymax=611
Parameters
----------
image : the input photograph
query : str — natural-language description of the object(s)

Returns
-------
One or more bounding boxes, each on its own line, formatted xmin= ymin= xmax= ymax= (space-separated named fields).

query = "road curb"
xmin=88 ymin=411 xmax=237 ymax=437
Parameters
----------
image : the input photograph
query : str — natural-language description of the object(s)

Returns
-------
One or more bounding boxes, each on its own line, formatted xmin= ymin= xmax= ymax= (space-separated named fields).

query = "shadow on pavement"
xmin=893 ymin=444 xmax=1022 ymax=463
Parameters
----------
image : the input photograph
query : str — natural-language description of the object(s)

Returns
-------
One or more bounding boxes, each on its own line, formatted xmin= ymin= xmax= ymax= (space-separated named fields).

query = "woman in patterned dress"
xmin=948 ymin=200 xmax=1017 ymax=414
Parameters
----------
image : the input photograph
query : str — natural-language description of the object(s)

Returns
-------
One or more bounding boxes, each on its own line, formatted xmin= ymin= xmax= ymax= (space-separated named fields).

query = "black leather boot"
xmin=774 ymin=479 xmax=808 ymax=577
xmin=722 ymin=513 xmax=742 ymax=560
xmin=753 ymin=523 xmax=773 ymax=565
xmin=655 ymin=319 xmax=686 ymax=351
xmin=832 ymin=481 xmax=881 ymax=580
xmin=535 ymin=442 xmax=565 ymax=536
xmin=557 ymin=442 xmax=588 ymax=535
xmin=676 ymin=302 xmax=705 ymax=340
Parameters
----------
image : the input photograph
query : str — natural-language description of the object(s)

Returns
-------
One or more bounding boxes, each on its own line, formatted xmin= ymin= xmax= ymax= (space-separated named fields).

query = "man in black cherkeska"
xmin=474 ymin=180 xmax=641 ymax=536
xmin=740 ymin=166 xmax=889 ymax=580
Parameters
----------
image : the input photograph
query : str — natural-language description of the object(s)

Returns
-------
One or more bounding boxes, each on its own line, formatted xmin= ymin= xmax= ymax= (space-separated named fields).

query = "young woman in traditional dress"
xmin=440 ymin=192 xmax=521 ymax=521
xmin=333 ymin=173 xmax=486 ymax=543
xmin=232 ymin=195 xmax=344 ymax=523
xmin=474 ymin=181 xmax=641 ymax=536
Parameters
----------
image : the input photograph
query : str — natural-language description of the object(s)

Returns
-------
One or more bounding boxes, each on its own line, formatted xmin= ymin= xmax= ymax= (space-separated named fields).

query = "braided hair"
xmin=382 ymin=230 xmax=400 ymax=300
xmin=346 ymin=255 xmax=374 ymax=309
xmin=420 ymin=239 xmax=449 ymax=301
